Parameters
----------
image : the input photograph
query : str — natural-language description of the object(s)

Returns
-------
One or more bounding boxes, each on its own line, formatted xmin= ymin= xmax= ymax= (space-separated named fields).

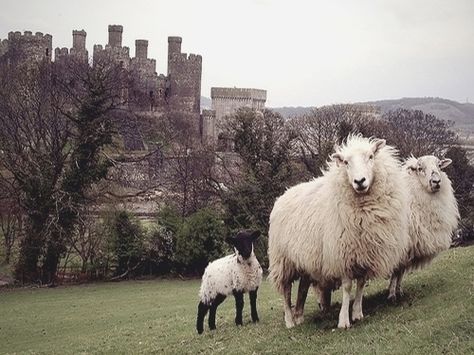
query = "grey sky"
xmin=1 ymin=0 xmax=473 ymax=107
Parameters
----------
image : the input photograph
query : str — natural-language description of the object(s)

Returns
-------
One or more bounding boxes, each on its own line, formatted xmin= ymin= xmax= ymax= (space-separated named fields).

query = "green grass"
xmin=1 ymin=247 xmax=473 ymax=355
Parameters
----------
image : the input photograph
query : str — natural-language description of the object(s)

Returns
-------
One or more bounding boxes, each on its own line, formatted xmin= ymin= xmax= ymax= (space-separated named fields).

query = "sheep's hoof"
xmin=352 ymin=311 xmax=364 ymax=322
xmin=294 ymin=313 xmax=304 ymax=326
xmin=387 ymin=293 xmax=397 ymax=304
xmin=337 ymin=319 xmax=351 ymax=329
xmin=284 ymin=314 xmax=296 ymax=328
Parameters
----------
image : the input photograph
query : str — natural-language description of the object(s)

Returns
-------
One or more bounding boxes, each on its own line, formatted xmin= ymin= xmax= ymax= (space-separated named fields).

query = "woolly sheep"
xmin=196 ymin=230 xmax=263 ymax=334
xmin=387 ymin=155 xmax=459 ymax=300
xmin=268 ymin=135 xmax=410 ymax=329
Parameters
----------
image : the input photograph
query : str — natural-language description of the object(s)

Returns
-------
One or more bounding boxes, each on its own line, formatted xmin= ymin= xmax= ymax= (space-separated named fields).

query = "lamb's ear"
xmin=251 ymin=230 xmax=261 ymax=240
xmin=372 ymin=139 xmax=386 ymax=154
xmin=331 ymin=153 xmax=344 ymax=167
xmin=225 ymin=236 xmax=235 ymax=245
xmin=439 ymin=158 xmax=452 ymax=170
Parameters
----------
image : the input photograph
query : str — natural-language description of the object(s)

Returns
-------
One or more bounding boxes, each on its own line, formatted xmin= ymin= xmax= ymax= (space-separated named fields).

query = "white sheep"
xmin=387 ymin=155 xmax=459 ymax=300
xmin=196 ymin=230 xmax=262 ymax=334
xmin=268 ymin=135 xmax=410 ymax=329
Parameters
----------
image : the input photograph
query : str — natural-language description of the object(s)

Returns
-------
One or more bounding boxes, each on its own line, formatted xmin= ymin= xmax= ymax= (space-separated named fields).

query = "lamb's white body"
xmin=388 ymin=156 xmax=459 ymax=299
xmin=199 ymin=253 xmax=263 ymax=305
xmin=268 ymin=136 xmax=410 ymax=328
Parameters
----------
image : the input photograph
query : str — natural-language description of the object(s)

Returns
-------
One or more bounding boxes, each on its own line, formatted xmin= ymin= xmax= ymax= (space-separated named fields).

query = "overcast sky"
xmin=1 ymin=0 xmax=473 ymax=107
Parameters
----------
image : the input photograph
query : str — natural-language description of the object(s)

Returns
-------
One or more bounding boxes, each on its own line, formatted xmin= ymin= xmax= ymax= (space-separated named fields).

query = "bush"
xmin=157 ymin=207 xmax=227 ymax=275
xmin=142 ymin=225 xmax=175 ymax=275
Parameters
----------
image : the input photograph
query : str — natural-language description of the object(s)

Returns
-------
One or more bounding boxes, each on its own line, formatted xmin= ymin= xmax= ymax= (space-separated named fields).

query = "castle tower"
xmin=3 ymin=31 xmax=53 ymax=65
xmin=201 ymin=109 xmax=216 ymax=145
xmin=167 ymin=36 xmax=202 ymax=114
xmin=135 ymin=40 xmax=148 ymax=59
xmin=108 ymin=25 xmax=123 ymax=48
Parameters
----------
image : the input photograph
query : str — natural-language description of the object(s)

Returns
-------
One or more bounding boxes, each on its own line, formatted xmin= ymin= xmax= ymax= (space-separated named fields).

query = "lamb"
xmin=268 ymin=135 xmax=410 ymax=329
xmin=387 ymin=155 xmax=459 ymax=300
xmin=196 ymin=230 xmax=263 ymax=334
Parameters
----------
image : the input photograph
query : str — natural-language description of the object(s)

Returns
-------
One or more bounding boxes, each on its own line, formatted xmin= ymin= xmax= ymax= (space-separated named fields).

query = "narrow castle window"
xmin=45 ymin=48 xmax=49 ymax=57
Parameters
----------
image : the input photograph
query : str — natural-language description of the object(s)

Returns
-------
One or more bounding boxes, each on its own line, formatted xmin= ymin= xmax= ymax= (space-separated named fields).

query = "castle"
xmin=0 ymin=25 xmax=266 ymax=150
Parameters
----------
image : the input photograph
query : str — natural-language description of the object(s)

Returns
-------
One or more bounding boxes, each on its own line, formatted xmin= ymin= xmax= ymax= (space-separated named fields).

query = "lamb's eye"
xmin=343 ymin=160 xmax=349 ymax=165
xmin=369 ymin=154 xmax=374 ymax=160
xmin=417 ymin=167 xmax=423 ymax=172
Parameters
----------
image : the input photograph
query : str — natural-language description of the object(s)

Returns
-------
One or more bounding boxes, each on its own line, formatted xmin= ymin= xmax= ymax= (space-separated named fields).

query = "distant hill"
xmin=200 ymin=96 xmax=212 ymax=111
xmin=271 ymin=98 xmax=474 ymax=134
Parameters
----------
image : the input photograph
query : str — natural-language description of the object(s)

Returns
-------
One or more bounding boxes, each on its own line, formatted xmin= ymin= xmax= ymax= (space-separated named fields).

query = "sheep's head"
xmin=405 ymin=155 xmax=452 ymax=193
xmin=331 ymin=137 xmax=386 ymax=194
xmin=226 ymin=230 xmax=260 ymax=260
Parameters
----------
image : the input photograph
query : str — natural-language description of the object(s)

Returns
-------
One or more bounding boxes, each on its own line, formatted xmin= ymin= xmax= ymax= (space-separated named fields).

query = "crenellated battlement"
xmin=211 ymin=87 xmax=267 ymax=101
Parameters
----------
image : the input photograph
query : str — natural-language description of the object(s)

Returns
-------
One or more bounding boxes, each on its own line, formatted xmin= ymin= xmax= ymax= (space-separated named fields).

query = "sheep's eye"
xmin=417 ymin=167 xmax=423 ymax=172
xmin=343 ymin=160 xmax=349 ymax=165
xmin=369 ymin=154 xmax=374 ymax=160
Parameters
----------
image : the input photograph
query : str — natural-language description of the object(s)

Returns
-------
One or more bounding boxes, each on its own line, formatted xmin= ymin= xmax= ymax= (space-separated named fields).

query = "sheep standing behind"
xmin=268 ymin=136 xmax=410 ymax=329
xmin=196 ymin=230 xmax=262 ymax=334
xmin=388 ymin=155 xmax=459 ymax=300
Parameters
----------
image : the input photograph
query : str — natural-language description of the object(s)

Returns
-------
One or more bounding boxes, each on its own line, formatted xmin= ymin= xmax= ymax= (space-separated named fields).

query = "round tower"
xmin=108 ymin=25 xmax=123 ymax=47
xmin=135 ymin=39 xmax=148 ymax=59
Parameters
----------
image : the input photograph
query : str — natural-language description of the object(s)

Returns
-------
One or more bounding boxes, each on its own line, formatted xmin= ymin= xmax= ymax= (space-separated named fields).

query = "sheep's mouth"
xmin=431 ymin=185 xmax=440 ymax=193
xmin=354 ymin=185 xmax=369 ymax=194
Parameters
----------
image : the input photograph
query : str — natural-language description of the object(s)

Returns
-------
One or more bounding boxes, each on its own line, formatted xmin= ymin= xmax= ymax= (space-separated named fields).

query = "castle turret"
xmin=108 ymin=25 xmax=123 ymax=48
xmin=167 ymin=36 xmax=182 ymax=63
xmin=135 ymin=39 xmax=148 ymax=59
xmin=70 ymin=29 xmax=88 ymax=61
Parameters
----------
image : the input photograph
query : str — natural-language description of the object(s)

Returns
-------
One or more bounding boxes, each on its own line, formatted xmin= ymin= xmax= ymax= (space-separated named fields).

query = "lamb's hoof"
xmin=396 ymin=289 xmax=404 ymax=298
xmin=252 ymin=317 xmax=259 ymax=323
xmin=197 ymin=328 xmax=204 ymax=335
xmin=337 ymin=319 xmax=351 ymax=329
xmin=235 ymin=320 xmax=243 ymax=326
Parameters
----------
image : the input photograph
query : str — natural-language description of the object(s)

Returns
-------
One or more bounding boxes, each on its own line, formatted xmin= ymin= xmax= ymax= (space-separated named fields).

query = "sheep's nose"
xmin=431 ymin=178 xmax=441 ymax=185
xmin=354 ymin=177 xmax=366 ymax=186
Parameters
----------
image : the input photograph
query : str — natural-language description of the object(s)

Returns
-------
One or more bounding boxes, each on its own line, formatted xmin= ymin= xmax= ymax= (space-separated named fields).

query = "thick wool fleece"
xmin=268 ymin=136 xmax=410 ymax=294
xmin=403 ymin=158 xmax=459 ymax=270
xmin=199 ymin=253 xmax=263 ymax=305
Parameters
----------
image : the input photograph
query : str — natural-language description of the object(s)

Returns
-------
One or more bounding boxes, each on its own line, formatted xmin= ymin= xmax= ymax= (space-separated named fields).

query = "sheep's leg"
xmin=283 ymin=282 xmax=295 ymax=328
xmin=249 ymin=288 xmax=259 ymax=323
xmin=388 ymin=268 xmax=404 ymax=302
xmin=337 ymin=278 xmax=352 ymax=329
xmin=395 ymin=268 xmax=405 ymax=298
xmin=208 ymin=294 xmax=226 ymax=331
xmin=352 ymin=277 xmax=366 ymax=322
xmin=294 ymin=275 xmax=310 ymax=325
xmin=318 ymin=286 xmax=332 ymax=312
xmin=233 ymin=290 xmax=244 ymax=326
xmin=196 ymin=302 xmax=210 ymax=334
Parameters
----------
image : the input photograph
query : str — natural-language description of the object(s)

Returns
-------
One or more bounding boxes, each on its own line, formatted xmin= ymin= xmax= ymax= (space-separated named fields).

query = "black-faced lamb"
xmin=196 ymin=230 xmax=262 ymax=334
xmin=268 ymin=135 xmax=410 ymax=329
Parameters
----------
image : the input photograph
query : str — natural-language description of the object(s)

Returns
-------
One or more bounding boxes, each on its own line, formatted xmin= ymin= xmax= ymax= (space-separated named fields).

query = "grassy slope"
xmin=0 ymin=247 xmax=473 ymax=355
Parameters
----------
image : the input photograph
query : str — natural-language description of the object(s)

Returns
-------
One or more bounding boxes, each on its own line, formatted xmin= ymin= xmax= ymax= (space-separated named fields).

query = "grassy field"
xmin=1 ymin=247 xmax=473 ymax=355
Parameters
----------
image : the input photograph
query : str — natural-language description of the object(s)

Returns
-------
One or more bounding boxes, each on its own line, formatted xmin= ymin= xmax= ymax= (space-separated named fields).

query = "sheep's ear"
xmin=331 ymin=153 xmax=344 ymax=167
xmin=372 ymin=139 xmax=386 ymax=154
xmin=225 ymin=236 xmax=235 ymax=245
xmin=406 ymin=159 xmax=418 ymax=174
xmin=251 ymin=230 xmax=261 ymax=240
xmin=439 ymin=158 xmax=452 ymax=170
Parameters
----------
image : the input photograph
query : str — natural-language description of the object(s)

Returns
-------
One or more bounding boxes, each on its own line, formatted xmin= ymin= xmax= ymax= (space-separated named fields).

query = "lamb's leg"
xmin=337 ymin=278 xmax=352 ymax=329
xmin=283 ymin=282 xmax=295 ymax=328
xmin=233 ymin=290 xmax=244 ymax=326
xmin=196 ymin=302 xmax=210 ymax=334
xmin=388 ymin=272 xmax=398 ymax=302
xmin=294 ymin=275 xmax=310 ymax=325
xmin=352 ymin=277 xmax=366 ymax=322
xmin=249 ymin=288 xmax=259 ymax=323
xmin=208 ymin=294 xmax=226 ymax=331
